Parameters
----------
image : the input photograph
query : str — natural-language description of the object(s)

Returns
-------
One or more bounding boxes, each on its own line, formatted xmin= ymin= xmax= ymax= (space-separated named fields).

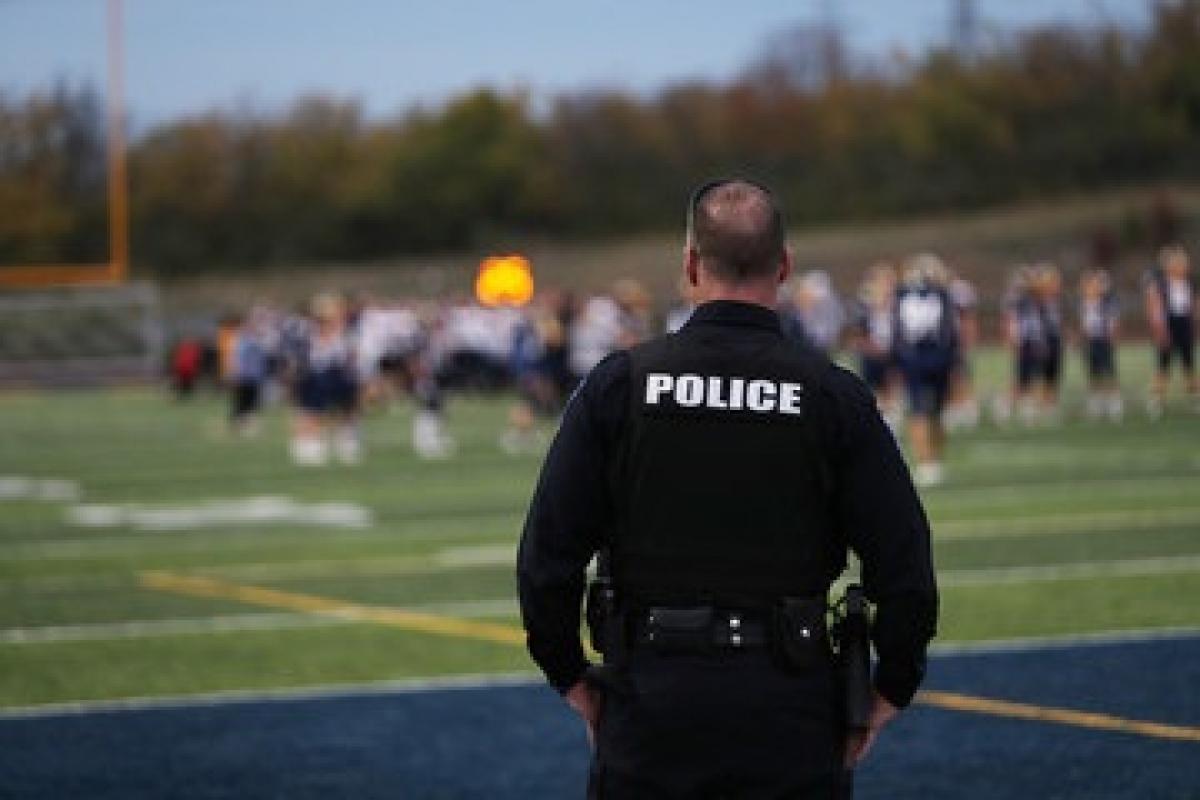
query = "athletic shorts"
xmin=1086 ymin=338 xmax=1116 ymax=380
xmin=1158 ymin=316 xmax=1195 ymax=374
xmin=231 ymin=380 xmax=261 ymax=418
xmin=1016 ymin=343 xmax=1044 ymax=391
xmin=297 ymin=368 xmax=358 ymax=414
xmin=902 ymin=367 xmax=950 ymax=418
xmin=1042 ymin=336 xmax=1063 ymax=386
xmin=859 ymin=355 xmax=893 ymax=392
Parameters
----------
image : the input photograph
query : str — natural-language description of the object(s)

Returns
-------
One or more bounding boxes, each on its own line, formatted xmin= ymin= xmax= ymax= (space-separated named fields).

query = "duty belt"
xmin=631 ymin=606 xmax=781 ymax=654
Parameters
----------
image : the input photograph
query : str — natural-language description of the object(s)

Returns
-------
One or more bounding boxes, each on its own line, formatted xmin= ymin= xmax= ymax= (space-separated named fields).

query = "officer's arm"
xmin=825 ymin=365 xmax=939 ymax=710
xmin=516 ymin=353 xmax=627 ymax=694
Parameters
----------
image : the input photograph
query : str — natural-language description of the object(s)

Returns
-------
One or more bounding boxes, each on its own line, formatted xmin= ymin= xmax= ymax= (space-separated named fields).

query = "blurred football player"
xmin=945 ymin=271 xmax=980 ymax=430
xmin=780 ymin=270 xmax=845 ymax=354
xmin=170 ymin=337 xmax=203 ymax=400
xmin=290 ymin=293 xmax=362 ymax=466
xmin=1003 ymin=264 xmax=1060 ymax=425
xmin=1079 ymin=269 xmax=1123 ymax=421
xmin=228 ymin=310 xmax=269 ymax=437
xmin=850 ymin=262 xmax=900 ymax=426
xmin=502 ymin=292 xmax=572 ymax=455
xmin=1034 ymin=263 xmax=1066 ymax=416
xmin=1144 ymin=245 xmax=1198 ymax=416
xmin=893 ymin=253 xmax=959 ymax=487
xmin=568 ymin=280 xmax=649 ymax=383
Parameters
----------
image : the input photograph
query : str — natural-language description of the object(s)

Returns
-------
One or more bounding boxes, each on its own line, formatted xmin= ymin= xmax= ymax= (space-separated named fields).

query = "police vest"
xmin=612 ymin=323 xmax=838 ymax=606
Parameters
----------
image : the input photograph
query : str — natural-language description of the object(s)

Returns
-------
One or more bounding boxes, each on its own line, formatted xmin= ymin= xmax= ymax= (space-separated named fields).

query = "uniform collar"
xmin=684 ymin=300 xmax=782 ymax=333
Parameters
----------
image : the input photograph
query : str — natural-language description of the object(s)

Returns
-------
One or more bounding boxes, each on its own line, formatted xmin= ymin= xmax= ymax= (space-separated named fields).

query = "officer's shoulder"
xmin=573 ymin=348 xmax=633 ymax=403
xmin=826 ymin=359 xmax=871 ymax=392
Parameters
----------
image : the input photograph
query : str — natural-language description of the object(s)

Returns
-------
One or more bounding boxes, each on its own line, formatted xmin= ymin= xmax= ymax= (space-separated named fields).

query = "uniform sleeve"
xmin=824 ymin=365 xmax=939 ymax=708
xmin=516 ymin=352 xmax=629 ymax=693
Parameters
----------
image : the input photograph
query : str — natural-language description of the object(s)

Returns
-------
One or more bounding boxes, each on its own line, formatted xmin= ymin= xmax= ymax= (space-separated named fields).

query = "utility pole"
xmin=950 ymin=0 xmax=979 ymax=58
xmin=106 ymin=0 xmax=129 ymax=283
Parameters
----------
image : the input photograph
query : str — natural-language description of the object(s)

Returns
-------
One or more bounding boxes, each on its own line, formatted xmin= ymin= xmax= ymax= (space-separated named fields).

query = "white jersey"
xmin=570 ymin=295 xmax=626 ymax=376
xmin=356 ymin=307 xmax=422 ymax=377
xmin=1167 ymin=277 xmax=1194 ymax=317
xmin=440 ymin=305 xmax=522 ymax=361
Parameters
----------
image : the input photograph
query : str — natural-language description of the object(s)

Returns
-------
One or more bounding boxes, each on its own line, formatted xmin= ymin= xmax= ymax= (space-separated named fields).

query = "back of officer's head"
xmin=688 ymin=181 xmax=785 ymax=285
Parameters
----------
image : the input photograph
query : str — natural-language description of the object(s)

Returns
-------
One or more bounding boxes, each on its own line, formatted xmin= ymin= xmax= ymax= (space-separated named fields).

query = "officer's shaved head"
xmin=687 ymin=179 xmax=785 ymax=284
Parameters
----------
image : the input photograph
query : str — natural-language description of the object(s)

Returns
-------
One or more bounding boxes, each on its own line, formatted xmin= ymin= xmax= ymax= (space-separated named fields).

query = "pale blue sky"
xmin=0 ymin=0 xmax=1153 ymax=129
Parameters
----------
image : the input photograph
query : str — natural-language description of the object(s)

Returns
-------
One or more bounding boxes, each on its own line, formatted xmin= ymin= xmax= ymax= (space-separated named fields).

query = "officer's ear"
xmin=776 ymin=248 xmax=794 ymax=286
xmin=684 ymin=246 xmax=700 ymax=288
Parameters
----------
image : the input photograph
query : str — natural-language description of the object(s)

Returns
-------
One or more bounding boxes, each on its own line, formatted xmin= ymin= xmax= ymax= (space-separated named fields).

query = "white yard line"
xmin=0 ymin=525 xmax=501 ymax=561
xmin=935 ymin=506 xmax=1200 ymax=540
xmin=960 ymin=443 xmax=1193 ymax=470
xmin=938 ymin=553 xmax=1200 ymax=587
xmin=7 ymin=501 xmax=1190 ymax=563
xmin=929 ymin=626 xmax=1200 ymax=656
xmin=0 ymin=672 xmax=543 ymax=721
xmin=0 ymin=476 xmax=81 ymax=502
xmin=6 ymin=506 xmax=1200 ymax=591
xmin=926 ymin=473 xmax=1200 ymax=506
xmin=66 ymin=496 xmax=373 ymax=531
xmin=0 ymin=612 xmax=341 ymax=644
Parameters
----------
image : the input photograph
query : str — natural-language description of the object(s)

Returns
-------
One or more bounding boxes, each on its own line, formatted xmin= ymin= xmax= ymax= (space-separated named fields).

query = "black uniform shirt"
xmin=517 ymin=300 xmax=938 ymax=708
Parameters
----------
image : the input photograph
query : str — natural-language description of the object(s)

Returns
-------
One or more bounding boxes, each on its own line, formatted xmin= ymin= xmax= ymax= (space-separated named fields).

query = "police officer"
xmin=517 ymin=179 xmax=938 ymax=798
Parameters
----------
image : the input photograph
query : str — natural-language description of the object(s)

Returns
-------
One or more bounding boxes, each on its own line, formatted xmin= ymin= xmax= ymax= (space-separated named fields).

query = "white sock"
xmin=914 ymin=462 xmax=945 ymax=488
xmin=334 ymin=426 xmax=362 ymax=464
xmin=413 ymin=411 xmax=454 ymax=459
xmin=1106 ymin=393 xmax=1124 ymax=421
xmin=290 ymin=437 xmax=328 ymax=466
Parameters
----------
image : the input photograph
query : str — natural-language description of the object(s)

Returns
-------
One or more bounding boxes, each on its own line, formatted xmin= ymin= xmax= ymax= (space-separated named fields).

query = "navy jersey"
xmin=893 ymin=283 xmax=958 ymax=371
xmin=1009 ymin=291 xmax=1057 ymax=347
xmin=1080 ymin=292 xmax=1119 ymax=341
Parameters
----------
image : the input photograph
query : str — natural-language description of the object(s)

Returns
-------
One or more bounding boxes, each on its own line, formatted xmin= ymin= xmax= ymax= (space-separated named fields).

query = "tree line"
xmin=1 ymin=0 xmax=1198 ymax=277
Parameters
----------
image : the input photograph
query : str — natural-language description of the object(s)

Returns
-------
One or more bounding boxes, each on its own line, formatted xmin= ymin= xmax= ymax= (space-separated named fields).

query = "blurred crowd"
xmin=168 ymin=244 xmax=1196 ymax=482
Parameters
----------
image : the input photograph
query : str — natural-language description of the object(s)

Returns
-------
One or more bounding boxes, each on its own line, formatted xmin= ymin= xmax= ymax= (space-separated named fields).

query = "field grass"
xmin=1 ymin=346 xmax=1199 ymax=710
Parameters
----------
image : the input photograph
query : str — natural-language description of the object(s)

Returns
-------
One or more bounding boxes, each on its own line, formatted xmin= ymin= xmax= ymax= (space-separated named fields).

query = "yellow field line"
xmin=138 ymin=570 xmax=1199 ymax=744
xmin=138 ymin=570 xmax=525 ymax=647
xmin=918 ymin=690 xmax=1200 ymax=744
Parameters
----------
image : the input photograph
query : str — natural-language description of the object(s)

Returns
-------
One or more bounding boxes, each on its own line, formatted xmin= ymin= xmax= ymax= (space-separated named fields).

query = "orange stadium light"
xmin=475 ymin=254 xmax=535 ymax=307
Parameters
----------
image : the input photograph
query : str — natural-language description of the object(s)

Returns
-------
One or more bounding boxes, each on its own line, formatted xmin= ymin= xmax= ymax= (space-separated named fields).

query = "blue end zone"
xmin=858 ymin=634 xmax=1200 ymax=799
xmin=1 ymin=635 xmax=1197 ymax=799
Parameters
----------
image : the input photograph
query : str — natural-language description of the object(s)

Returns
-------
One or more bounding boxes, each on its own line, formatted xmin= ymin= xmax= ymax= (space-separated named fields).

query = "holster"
xmin=585 ymin=576 xmax=624 ymax=664
xmin=833 ymin=584 xmax=873 ymax=731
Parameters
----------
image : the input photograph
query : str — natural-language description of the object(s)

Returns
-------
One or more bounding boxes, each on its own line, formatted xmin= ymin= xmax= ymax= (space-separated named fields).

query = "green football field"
xmin=1 ymin=347 xmax=1198 ymax=710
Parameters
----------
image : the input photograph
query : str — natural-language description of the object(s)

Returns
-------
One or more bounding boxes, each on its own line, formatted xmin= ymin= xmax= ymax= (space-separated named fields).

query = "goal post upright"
xmin=0 ymin=0 xmax=130 ymax=290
